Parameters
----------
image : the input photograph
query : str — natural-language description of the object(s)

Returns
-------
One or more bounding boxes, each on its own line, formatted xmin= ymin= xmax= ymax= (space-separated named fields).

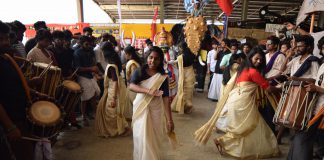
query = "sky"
xmin=0 ymin=0 xmax=112 ymax=24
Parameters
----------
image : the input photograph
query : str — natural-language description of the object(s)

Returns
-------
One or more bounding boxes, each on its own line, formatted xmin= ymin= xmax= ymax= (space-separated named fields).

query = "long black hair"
xmin=124 ymin=45 xmax=142 ymax=66
xmin=101 ymin=42 xmax=122 ymax=74
xmin=237 ymin=46 xmax=266 ymax=77
xmin=143 ymin=46 xmax=165 ymax=75
xmin=223 ymin=53 xmax=243 ymax=85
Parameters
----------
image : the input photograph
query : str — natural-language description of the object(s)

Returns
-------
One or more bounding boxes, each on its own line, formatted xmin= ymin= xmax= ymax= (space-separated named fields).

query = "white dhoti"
xmin=78 ymin=76 xmax=100 ymax=101
xmin=208 ymin=73 xmax=223 ymax=100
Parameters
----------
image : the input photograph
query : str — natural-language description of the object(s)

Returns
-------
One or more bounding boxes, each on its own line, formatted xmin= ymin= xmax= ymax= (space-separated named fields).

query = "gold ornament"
xmin=183 ymin=15 xmax=207 ymax=55
xmin=154 ymin=27 xmax=173 ymax=47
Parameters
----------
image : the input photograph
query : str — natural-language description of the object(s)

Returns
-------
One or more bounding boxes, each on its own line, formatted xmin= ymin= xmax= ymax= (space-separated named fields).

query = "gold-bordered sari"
xmin=171 ymin=55 xmax=195 ymax=114
xmin=95 ymin=64 xmax=128 ymax=137
xmin=132 ymin=73 xmax=167 ymax=160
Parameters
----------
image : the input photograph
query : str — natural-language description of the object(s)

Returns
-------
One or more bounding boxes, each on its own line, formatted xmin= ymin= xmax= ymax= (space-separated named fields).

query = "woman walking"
xmin=95 ymin=42 xmax=129 ymax=137
xmin=129 ymin=46 xmax=174 ymax=160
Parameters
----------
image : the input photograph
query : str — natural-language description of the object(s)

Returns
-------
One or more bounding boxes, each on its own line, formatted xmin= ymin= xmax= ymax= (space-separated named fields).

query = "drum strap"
xmin=2 ymin=54 xmax=32 ymax=103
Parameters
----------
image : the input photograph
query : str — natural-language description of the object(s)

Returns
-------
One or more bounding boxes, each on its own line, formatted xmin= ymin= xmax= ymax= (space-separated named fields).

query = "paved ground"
xmin=53 ymin=91 xmax=289 ymax=160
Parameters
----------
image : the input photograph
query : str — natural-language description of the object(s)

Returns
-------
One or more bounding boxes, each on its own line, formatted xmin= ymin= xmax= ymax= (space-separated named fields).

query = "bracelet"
xmin=6 ymin=125 xmax=17 ymax=133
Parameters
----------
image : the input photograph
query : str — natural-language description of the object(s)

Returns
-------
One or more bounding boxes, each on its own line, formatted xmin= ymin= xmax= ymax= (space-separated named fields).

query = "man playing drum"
xmin=263 ymin=36 xmax=287 ymax=133
xmin=0 ymin=20 xmax=49 ymax=160
xmin=280 ymin=35 xmax=320 ymax=160
xmin=288 ymin=36 xmax=324 ymax=160
xmin=27 ymin=29 xmax=57 ymax=65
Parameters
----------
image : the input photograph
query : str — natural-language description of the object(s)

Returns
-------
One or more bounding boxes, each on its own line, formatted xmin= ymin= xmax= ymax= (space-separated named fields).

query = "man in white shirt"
xmin=286 ymin=35 xmax=321 ymax=160
xmin=265 ymin=36 xmax=286 ymax=80
xmin=207 ymin=40 xmax=218 ymax=88
xmin=94 ymin=33 xmax=110 ymax=73
xmin=285 ymin=35 xmax=319 ymax=82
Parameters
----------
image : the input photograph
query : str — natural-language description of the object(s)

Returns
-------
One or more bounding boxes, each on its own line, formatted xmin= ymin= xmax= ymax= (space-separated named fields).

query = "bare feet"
xmin=213 ymin=138 xmax=224 ymax=155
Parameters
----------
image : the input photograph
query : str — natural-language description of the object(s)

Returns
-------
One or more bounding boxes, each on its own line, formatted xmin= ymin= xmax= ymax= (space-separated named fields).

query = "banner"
xmin=25 ymin=23 xmax=90 ymax=39
xmin=296 ymin=0 xmax=324 ymax=26
xmin=265 ymin=24 xmax=285 ymax=33
xmin=91 ymin=24 xmax=120 ymax=38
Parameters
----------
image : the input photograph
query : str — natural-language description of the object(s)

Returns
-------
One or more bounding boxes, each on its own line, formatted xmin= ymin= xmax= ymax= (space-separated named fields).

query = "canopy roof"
xmin=92 ymin=0 xmax=304 ymax=23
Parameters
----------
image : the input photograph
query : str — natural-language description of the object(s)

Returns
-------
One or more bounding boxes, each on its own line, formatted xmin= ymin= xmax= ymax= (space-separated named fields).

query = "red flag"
xmin=216 ymin=0 xmax=233 ymax=16
xmin=151 ymin=7 xmax=158 ymax=41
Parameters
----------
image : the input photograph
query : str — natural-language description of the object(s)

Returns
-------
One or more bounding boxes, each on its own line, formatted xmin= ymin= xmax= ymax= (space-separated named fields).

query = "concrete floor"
xmin=53 ymin=91 xmax=289 ymax=160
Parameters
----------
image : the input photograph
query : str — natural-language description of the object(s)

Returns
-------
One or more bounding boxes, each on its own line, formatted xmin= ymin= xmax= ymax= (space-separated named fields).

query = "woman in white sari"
xmin=95 ymin=42 xmax=129 ymax=137
xmin=195 ymin=47 xmax=279 ymax=159
xmin=129 ymin=46 xmax=174 ymax=160
xmin=171 ymin=42 xmax=196 ymax=114
xmin=124 ymin=45 xmax=141 ymax=120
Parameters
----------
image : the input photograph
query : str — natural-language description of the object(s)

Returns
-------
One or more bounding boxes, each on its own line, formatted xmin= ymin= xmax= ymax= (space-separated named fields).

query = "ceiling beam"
xmin=101 ymin=4 xmax=159 ymax=11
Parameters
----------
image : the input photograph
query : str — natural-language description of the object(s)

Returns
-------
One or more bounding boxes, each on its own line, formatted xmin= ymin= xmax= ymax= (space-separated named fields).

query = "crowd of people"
xmin=0 ymin=18 xmax=323 ymax=160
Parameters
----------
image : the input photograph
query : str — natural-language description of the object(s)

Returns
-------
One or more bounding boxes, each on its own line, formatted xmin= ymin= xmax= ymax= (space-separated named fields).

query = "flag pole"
xmin=223 ymin=15 xmax=228 ymax=38
xmin=310 ymin=13 xmax=315 ymax=33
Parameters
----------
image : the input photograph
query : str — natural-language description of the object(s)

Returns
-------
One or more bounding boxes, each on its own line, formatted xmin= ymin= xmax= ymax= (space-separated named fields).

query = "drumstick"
xmin=70 ymin=67 xmax=79 ymax=78
xmin=13 ymin=56 xmax=30 ymax=62
xmin=282 ymin=74 xmax=289 ymax=78
xmin=38 ymin=61 xmax=53 ymax=78
xmin=273 ymin=78 xmax=281 ymax=84
xmin=21 ymin=136 xmax=51 ymax=142
xmin=271 ymin=68 xmax=290 ymax=78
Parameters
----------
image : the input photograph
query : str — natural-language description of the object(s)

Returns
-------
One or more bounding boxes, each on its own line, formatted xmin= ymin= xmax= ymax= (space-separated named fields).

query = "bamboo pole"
xmin=212 ymin=35 xmax=231 ymax=50
xmin=310 ymin=13 xmax=315 ymax=33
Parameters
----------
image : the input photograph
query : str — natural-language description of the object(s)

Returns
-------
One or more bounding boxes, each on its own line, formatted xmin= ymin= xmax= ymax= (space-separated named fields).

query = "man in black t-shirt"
xmin=74 ymin=36 xmax=100 ymax=126
xmin=49 ymin=30 xmax=74 ymax=78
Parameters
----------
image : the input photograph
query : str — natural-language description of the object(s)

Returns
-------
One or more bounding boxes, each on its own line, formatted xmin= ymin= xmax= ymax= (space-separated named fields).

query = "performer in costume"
xmin=154 ymin=27 xmax=178 ymax=102
xmin=124 ymin=45 xmax=141 ymax=120
xmin=166 ymin=45 xmax=179 ymax=101
xmin=95 ymin=42 xmax=129 ymax=137
xmin=171 ymin=42 xmax=196 ymax=114
xmin=161 ymin=46 xmax=178 ymax=100
xmin=129 ymin=46 xmax=174 ymax=160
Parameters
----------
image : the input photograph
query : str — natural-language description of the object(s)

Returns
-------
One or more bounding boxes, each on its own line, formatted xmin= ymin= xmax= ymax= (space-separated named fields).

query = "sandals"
xmin=213 ymin=138 xmax=224 ymax=155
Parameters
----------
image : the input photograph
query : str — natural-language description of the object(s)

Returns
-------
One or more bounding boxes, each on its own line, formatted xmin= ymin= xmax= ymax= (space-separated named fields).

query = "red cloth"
xmin=151 ymin=7 xmax=158 ymax=41
xmin=236 ymin=68 xmax=270 ymax=89
xmin=215 ymin=0 xmax=233 ymax=16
